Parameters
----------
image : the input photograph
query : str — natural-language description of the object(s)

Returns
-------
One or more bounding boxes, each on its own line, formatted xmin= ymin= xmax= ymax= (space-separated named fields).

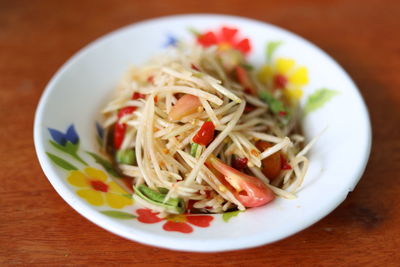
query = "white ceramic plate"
xmin=34 ymin=14 xmax=371 ymax=252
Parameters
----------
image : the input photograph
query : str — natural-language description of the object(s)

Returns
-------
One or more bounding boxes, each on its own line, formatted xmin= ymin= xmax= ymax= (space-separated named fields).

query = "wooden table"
xmin=1 ymin=0 xmax=399 ymax=265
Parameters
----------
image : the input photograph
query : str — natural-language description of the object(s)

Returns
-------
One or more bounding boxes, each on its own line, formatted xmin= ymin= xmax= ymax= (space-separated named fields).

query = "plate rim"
xmin=33 ymin=13 xmax=372 ymax=252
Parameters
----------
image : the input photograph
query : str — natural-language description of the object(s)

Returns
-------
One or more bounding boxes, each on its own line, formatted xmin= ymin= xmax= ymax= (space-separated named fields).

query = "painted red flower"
xmin=136 ymin=209 xmax=214 ymax=234
xmin=136 ymin=209 xmax=164 ymax=223
xmin=196 ymin=26 xmax=251 ymax=55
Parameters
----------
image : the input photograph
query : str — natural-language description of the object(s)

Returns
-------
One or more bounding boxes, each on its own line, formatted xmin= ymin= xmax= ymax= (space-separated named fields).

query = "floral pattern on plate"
xmin=136 ymin=209 xmax=213 ymax=234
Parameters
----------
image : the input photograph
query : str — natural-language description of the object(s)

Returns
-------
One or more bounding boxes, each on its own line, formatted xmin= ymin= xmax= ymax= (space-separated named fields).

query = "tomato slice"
xmin=192 ymin=121 xmax=215 ymax=146
xmin=206 ymin=155 xmax=274 ymax=207
xmin=168 ymin=94 xmax=201 ymax=120
xmin=255 ymin=141 xmax=281 ymax=179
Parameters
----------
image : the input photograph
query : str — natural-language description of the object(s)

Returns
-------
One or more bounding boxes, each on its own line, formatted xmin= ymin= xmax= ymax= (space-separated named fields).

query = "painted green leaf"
xmin=188 ymin=27 xmax=200 ymax=36
xmin=96 ymin=136 xmax=103 ymax=148
xmin=304 ymin=88 xmax=339 ymax=115
xmin=122 ymin=194 xmax=133 ymax=199
xmin=46 ymin=152 xmax=78 ymax=171
xmin=49 ymin=140 xmax=77 ymax=154
xmin=49 ymin=140 xmax=88 ymax=165
xmin=222 ymin=210 xmax=242 ymax=222
xmin=100 ymin=210 xmax=136 ymax=219
xmin=86 ymin=152 xmax=119 ymax=177
xmin=64 ymin=141 xmax=79 ymax=153
xmin=266 ymin=41 xmax=283 ymax=63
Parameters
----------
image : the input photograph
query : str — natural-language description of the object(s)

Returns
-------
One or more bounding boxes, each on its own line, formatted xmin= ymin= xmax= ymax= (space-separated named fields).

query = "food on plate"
xmin=100 ymin=42 xmax=311 ymax=215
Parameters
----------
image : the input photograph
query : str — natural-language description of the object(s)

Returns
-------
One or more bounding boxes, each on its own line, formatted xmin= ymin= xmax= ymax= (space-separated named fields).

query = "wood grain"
xmin=1 ymin=0 xmax=400 ymax=265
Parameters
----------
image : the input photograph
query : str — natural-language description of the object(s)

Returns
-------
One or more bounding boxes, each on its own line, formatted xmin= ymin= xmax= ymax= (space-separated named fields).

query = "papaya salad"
xmin=100 ymin=43 xmax=312 ymax=215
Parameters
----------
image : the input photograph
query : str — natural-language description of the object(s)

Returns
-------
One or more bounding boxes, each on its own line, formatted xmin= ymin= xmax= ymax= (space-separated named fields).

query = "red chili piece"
xmin=191 ymin=64 xmax=200 ymax=71
xmin=232 ymin=157 xmax=248 ymax=171
xmin=114 ymin=106 xmax=137 ymax=149
xmin=244 ymin=87 xmax=253 ymax=95
xmin=244 ymin=104 xmax=256 ymax=113
xmin=186 ymin=200 xmax=197 ymax=214
xmin=132 ymin=92 xmax=146 ymax=100
xmin=113 ymin=122 xmax=126 ymax=149
xmin=205 ymin=190 xmax=212 ymax=199
xmin=192 ymin=121 xmax=215 ymax=146
xmin=117 ymin=106 xmax=137 ymax=119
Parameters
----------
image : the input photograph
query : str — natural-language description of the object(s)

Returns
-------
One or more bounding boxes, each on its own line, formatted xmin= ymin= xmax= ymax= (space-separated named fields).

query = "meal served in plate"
xmin=99 ymin=42 xmax=312 ymax=215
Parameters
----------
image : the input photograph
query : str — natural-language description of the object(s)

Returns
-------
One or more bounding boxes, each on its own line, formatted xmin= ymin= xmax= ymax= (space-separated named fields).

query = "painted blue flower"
xmin=164 ymin=34 xmax=178 ymax=47
xmin=47 ymin=124 xmax=87 ymax=165
xmin=48 ymin=124 xmax=79 ymax=146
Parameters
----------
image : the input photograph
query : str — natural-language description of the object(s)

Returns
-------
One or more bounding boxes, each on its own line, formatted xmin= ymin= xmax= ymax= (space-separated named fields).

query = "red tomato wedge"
xmin=192 ymin=121 xmax=215 ymax=146
xmin=168 ymin=94 xmax=201 ymax=120
xmin=206 ymin=155 xmax=275 ymax=207
xmin=255 ymin=141 xmax=281 ymax=179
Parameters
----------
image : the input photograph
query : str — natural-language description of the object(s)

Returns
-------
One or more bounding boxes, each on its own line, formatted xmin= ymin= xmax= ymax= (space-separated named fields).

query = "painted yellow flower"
xmin=258 ymin=58 xmax=309 ymax=103
xmin=67 ymin=167 xmax=132 ymax=208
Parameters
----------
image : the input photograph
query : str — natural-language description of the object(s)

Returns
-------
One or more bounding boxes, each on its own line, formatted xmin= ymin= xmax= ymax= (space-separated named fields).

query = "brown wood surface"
xmin=1 ymin=0 xmax=399 ymax=265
